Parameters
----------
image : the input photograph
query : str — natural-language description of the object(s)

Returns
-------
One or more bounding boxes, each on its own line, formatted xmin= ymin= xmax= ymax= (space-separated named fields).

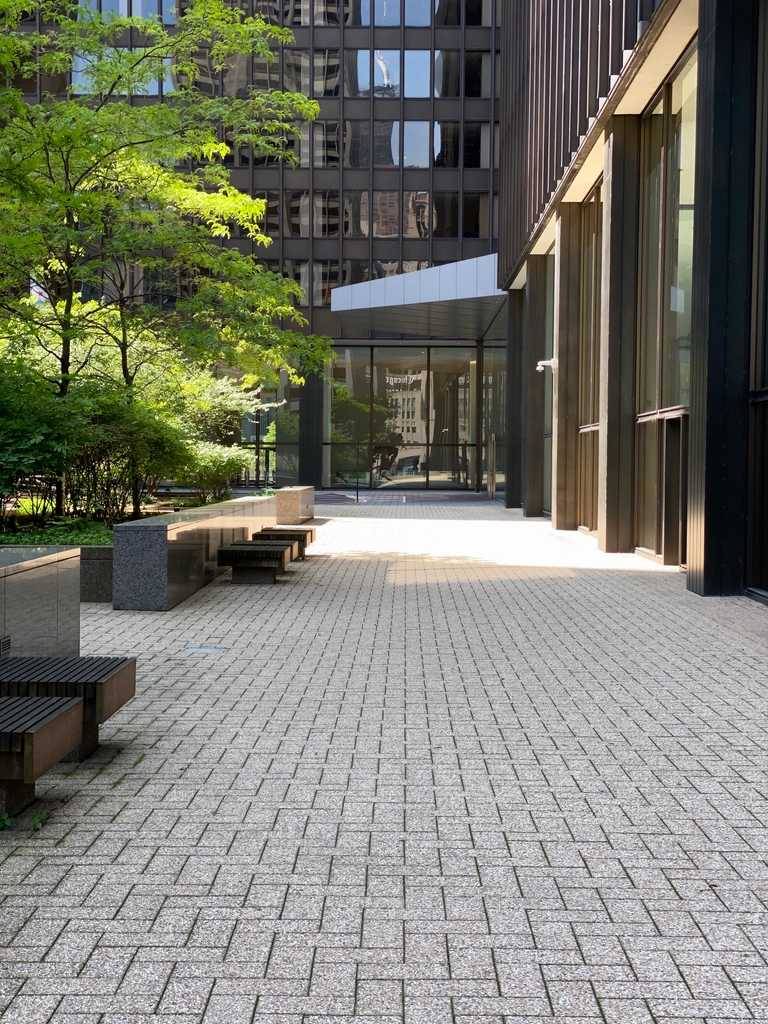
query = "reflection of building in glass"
xmin=244 ymin=1 xmax=500 ymax=487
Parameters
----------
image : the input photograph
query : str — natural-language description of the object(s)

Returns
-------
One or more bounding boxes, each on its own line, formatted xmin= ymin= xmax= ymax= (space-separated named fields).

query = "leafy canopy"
xmin=0 ymin=0 xmax=330 ymax=395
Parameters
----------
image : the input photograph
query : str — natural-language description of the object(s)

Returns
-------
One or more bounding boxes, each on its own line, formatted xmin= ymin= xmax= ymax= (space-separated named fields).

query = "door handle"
xmin=536 ymin=359 xmax=557 ymax=373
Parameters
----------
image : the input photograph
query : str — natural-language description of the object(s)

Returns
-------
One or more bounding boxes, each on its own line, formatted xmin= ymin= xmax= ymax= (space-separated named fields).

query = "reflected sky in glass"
xmin=403 ymin=122 xmax=431 ymax=167
xmin=374 ymin=50 xmax=400 ymax=97
xmin=405 ymin=0 xmax=436 ymax=25
xmin=374 ymin=0 xmax=400 ymax=24
xmin=404 ymin=51 xmax=431 ymax=97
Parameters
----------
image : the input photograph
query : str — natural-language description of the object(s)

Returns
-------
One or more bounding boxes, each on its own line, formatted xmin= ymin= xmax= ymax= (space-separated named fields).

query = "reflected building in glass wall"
xmin=246 ymin=0 xmax=500 ymax=488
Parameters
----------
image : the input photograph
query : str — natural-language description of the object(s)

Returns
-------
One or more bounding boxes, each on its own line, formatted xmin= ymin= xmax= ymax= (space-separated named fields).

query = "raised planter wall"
xmin=112 ymin=495 xmax=276 ymax=611
xmin=275 ymin=486 xmax=314 ymax=525
xmin=0 ymin=547 xmax=80 ymax=657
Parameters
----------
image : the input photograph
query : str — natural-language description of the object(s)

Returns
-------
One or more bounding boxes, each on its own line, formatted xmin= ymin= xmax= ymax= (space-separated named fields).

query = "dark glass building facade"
xmin=245 ymin=0 xmax=501 ymax=488
xmin=498 ymin=0 xmax=768 ymax=598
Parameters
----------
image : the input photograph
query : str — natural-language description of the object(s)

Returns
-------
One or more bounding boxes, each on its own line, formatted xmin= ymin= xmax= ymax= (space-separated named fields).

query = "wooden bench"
xmin=0 ymin=657 xmax=136 ymax=761
xmin=257 ymin=526 xmax=317 ymax=560
xmin=0 ymin=696 xmax=83 ymax=815
xmin=218 ymin=541 xmax=296 ymax=585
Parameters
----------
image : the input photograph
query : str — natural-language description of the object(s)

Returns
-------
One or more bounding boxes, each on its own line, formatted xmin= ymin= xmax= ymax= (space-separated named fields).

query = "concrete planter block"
xmin=80 ymin=546 xmax=113 ymax=603
xmin=276 ymin=486 xmax=314 ymax=524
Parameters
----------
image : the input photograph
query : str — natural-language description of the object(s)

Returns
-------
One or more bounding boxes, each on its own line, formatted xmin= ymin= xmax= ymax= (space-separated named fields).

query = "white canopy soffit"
xmin=331 ymin=254 xmax=507 ymax=341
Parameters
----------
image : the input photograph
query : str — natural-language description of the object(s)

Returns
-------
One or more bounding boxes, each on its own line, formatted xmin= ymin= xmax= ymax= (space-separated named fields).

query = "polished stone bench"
xmin=0 ymin=656 xmax=136 ymax=760
xmin=0 ymin=696 xmax=83 ymax=815
xmin=218 ymin=541 xmax=296 ymax=585
xmin=256 ymin=527 xmax=317 ymax=560
xmin=0 ymin=547 xmax=80 ymax=657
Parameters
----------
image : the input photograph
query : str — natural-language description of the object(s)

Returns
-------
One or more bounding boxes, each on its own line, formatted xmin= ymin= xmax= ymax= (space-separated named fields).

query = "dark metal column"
xmin=688 ymin=0 xmax=759 ymax=595
xmin=475 ymin=340 xmax=484 ymax=492
xmin=551 ymin=204 xmax=582 ymax=531
xmin=298 ymin=371 xmax=325 ymax=489
xmin=598 ymin=115 xmax=640 ymax=553
xmin=505 ymin=289 xmax=524 ymax=508
xmin=522 ymin=256 xmax=549 ymax=516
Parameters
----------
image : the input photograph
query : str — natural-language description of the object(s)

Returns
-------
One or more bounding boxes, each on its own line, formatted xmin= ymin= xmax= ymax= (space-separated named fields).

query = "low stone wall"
xmin=275 ymin=486 xmax=314 ymax=525
xmin=80 ymin=546 xmax=113 ymax=603
xmin=112 ymin=495 xmax=276 ymax=611
xmin=0 ymin=547 xmax=80 ymax=656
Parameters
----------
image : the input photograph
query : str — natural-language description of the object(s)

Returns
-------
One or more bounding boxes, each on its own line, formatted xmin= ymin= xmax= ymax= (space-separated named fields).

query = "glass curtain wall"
xmin=578 ymin=184 xmax=602 ymax=532
xmin=635 ymin=47 xmax=697 ymax=563
xmin=325 ymin=344 xmax=502 ymax=488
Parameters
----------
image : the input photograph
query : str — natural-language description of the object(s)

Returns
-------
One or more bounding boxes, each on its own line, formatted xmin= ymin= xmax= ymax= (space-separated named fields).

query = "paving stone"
xmin=0 ymin=496 xmax=767 ymax=1022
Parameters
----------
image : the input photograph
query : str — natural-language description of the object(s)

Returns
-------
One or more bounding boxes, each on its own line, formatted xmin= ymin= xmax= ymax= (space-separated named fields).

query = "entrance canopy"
xmin=331 ymin=254 xmax=506 ymax=341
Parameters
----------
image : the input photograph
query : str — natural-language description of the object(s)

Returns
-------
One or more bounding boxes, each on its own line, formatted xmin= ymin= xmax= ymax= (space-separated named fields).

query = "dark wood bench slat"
xmin=0 ymin=657 xmax=137 ymax=761
xmin=0 ymin=656 xmax=132 ymax=685
xmin=0 ymin=697 xmax=82 ymax=738
xmin=0 ymin=696 xmax=84 ymax=812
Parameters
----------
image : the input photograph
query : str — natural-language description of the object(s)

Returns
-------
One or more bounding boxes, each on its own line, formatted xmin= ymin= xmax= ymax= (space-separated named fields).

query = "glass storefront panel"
xmin=374 ymin=445 xmax=428 ymax=487
xmin=373 ymin=347 xmax=429 ymax=445
xmin=428 ymin=446 xmax=474 ymax=488
xmin=429 ymin=348 xmax=476 ymax=444
xmin=663 ymin=50 xmax=697 ymax=409
xmin=636 ymin=420 xmax=658 ymax=552
xmin=329 ymin=347 xmax=372 ymax=442
xmin=579 ymin=185 xmax=602 ymax=428
xmin=634 ymin=46 xmax=696 ymax=560
xmin=323 ymin=345 xmax=505 ymax=490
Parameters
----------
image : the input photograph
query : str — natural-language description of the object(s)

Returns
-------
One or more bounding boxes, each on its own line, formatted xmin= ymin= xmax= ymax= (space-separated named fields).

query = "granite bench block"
xmin=80 ymin=546 xmax=113 ymax=603
xmin=275 ymin=486 xmax=314 ymax=524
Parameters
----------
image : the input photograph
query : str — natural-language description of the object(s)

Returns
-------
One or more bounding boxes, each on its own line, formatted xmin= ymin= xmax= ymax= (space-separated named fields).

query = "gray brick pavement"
xmin=1 ymin=497 xmax=767 ymax=1023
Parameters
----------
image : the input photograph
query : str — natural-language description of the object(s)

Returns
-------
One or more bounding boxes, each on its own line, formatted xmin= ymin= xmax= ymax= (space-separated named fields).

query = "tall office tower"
xmin=243 ymin=0 xmax=500 ymax=486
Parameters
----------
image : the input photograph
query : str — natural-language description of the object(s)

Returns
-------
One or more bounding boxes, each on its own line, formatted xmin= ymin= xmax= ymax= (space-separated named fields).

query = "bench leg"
xmin=61 ymin=721 xmax=99 ymax=762
xmin=231 ymin=566 xmax=277 ymax=585
xmin=0 ymin=781 xmax=35 ymax=817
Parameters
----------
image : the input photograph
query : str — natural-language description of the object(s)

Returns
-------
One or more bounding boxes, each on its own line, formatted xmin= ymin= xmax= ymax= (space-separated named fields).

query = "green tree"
xmin=0 ymin=0 xmax=328 ymax=397
xmin=182 ymin=441 xmax=252 ymax=503
xmin=0 ymin=0 xmax=332 ymax=513
xmin=65 ymin=390 xmax=191 ymax=523
xmin=0 ymin=359 xmax=87 ymax=523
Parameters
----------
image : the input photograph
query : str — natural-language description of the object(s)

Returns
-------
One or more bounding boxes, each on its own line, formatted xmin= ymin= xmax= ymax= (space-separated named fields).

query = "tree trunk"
xmin=131 ymin=476 xmax=142 ymax=519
